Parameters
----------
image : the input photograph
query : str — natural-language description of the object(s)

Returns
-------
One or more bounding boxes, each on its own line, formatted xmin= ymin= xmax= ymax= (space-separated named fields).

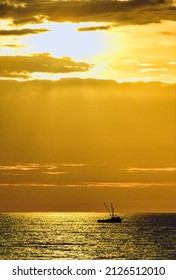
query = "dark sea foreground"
xmin=0 ymin=213 xmax=175 ymax=260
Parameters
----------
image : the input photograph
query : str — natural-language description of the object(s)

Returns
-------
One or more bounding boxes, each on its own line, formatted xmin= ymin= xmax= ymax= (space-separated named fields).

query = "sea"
xmin=0 ymin=212 xmax=175 ymax=260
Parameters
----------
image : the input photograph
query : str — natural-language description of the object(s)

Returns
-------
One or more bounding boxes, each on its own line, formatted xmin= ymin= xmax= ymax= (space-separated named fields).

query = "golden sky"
xmin=0 ymin=0 xmax=176 ymax=212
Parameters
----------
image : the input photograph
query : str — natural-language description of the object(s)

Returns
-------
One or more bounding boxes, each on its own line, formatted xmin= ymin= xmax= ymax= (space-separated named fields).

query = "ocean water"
xmin=0 ymin=212 xmax=175 ymax=260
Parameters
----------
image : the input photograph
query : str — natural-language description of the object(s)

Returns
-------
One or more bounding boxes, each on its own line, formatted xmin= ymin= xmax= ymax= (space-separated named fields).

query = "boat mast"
xmin=104 ymin=203 xmax=111 ymax=217
xmin=111 ymin=203 xmax=115 ymax=217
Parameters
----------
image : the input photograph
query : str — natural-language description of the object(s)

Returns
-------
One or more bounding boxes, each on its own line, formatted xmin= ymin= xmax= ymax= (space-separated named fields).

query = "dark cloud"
xmin=0 ymin=54 xmax=93 ymax=77
xmin=0 ymin=0 xmax=175 ymax=25
xmin=0 ymin=28 xmax=49 ymax=35
xmin=78 ymin=25 xmax=112 ymax=32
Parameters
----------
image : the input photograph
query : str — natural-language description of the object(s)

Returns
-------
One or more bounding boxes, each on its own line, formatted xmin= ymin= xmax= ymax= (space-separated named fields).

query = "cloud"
xmin=124 ymin=167 xmax=176 ymax=172
xmin=169 ymin=61 xmax=176 ymax=65
xmin=138 ymin=63 xmax=154 ymax=67
xmin=0 ymin=79 xmax=175 ymax=170
xmin=0 ymin=28 xmax=49 ymax=36
xmin=140 ymin=67 xmax=169 ymax=72
xmin=60 ymin=163 xmax=86 ymax=167
xmin=0 ymin=163 xmax=86 ymax=173
xmin=78 ymin=25 xmax=113 ymax=32
xmin=70 ymin=182 xmax=171 ymax=188
xmin=0 ymin=181 xmax=175 ymax=212
xmin=0 ymin=164 xmax=39 ymax=171
xmin=0 ymin=54 xmax=93 ymax=77
xmin=0 ymin=183 xmax=58 ymax=187
xmin=0 ymin=71 xmax=30 ymax=79
xmin=0 ymin=28 xmax=50 ymax=36
xmin=43 ymin=171 xmax=69 ymax=175
xmin=0 ymin=163 xmax=87 ymax=180
xmin=0 ymin=172 xmax=24 ymax=176
xmin=0 ymin=181 xmax=174 ymax=188
xmin=1 ymin=44 xmax=24 ymax=47
xmin=0 ymin=0 xmax=175 ymax=26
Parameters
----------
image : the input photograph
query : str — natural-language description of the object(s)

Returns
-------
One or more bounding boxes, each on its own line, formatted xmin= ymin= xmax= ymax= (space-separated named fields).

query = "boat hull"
xmin=98 ymin=217 xmax=123 ymax=223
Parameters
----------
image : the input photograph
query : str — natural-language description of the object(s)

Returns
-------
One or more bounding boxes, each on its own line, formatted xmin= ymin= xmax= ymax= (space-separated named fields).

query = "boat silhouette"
xmin=98 ymin=203 xmax=123 ymax=223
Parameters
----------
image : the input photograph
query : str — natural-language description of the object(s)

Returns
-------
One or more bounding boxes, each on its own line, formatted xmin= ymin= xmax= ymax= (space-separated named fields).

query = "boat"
xmin=98 ymin=203 xmax=123 ymax=223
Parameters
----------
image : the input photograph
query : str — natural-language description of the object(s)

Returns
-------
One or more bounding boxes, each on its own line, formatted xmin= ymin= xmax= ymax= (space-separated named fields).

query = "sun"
xmin=19 ymin=22 xmax=108 ymax=61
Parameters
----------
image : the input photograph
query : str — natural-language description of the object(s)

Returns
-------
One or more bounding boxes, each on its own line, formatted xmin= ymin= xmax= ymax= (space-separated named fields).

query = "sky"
xmin=0 ymin=0 xmax=176 ymax=212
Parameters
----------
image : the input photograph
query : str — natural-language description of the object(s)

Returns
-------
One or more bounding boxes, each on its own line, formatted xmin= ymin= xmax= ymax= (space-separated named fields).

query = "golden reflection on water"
xmin=0 ymin=212 xmax=175 ymax=260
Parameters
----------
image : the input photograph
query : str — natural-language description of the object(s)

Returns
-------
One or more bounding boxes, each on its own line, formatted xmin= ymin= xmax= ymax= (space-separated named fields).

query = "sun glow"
xmin=0 ymin=19 xmax=175 ymax=82
xmin=20 ymin=22 xmax=108 ymax=60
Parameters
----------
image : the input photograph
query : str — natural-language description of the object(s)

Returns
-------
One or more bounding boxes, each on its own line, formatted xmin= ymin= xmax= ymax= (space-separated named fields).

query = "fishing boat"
xmin=98 ymin=203 xmax=123 ymax=223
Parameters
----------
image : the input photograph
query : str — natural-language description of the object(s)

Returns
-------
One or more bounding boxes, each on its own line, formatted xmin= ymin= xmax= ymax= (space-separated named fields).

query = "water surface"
xmin=0 ymin=212 xmax=175 ymax=259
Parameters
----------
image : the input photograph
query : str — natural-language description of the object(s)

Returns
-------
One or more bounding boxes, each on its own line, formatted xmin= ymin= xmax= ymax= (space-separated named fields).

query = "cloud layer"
xmin=0 ymin=28 xmax=49 ymax=36
xmin=0 ymin=54 xmax=93 ymax=77
xmin=0 ymin=0 xmax=175 ymax=25
xmin=0 ymin=78 xmax=175 ymax=166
